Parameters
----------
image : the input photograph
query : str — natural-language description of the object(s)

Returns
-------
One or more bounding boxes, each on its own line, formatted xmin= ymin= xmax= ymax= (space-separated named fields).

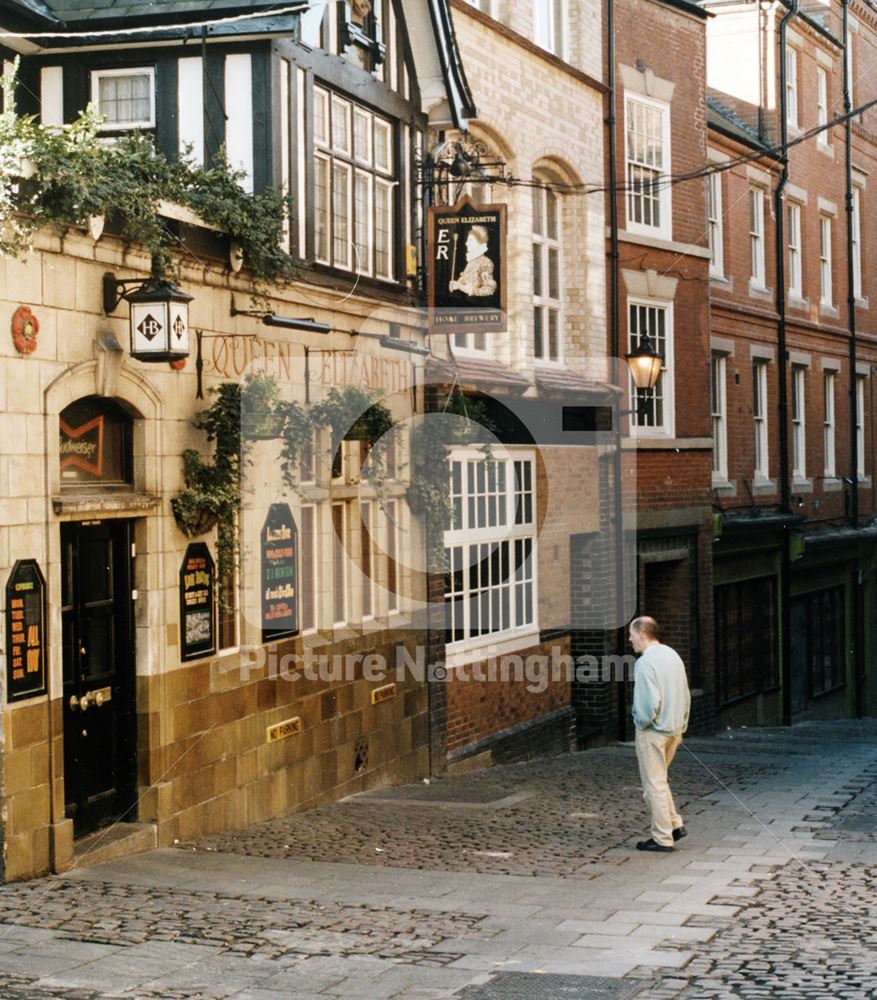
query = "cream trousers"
xmin=635 ymin=727 xmax=684 ymax=847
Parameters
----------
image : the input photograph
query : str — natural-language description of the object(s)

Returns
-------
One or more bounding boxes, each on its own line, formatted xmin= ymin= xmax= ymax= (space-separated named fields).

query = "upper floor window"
xmin=785 ymin=45 xmax=799 ymax=129
xmin=711 ymin=353 xmax=728 ymax=481
xmin=91 ymin=68 xmax=155 ymax=131
xmin=532 ymin=182 xmax=563 ymax=363
xmin=791 ymin=365 xmax=806 ymax=478
xmin=753 ymin=360 xmax=769 ymax=478
xmin=625 ymin=95 xmax=670 ymax=239
xmin=707 ymin=169 xmax=724 ymax=277
xmin=856 ymin=374 xmax=867 ymax=478
xmin=629 ymin=300 xmax=673 ymax=436
xmin=824 ymin=371 xmax=836 ymax=478
xmin=312 ymin=86 xmax=395 ymax=280
xmin=787 ymin=202 xmax=802 ymax=298
xmin=816 ymin=66 xmax=829 ymax=145
xmin=820 ymin=215 xmax=833 ymax=307
xmin=852 ymin=185 xmax=863 ymax=299
xmin=749 ymin=186 xmax=766 ymax=289
xmin=534 ymin=0 xmax=565 ymax=57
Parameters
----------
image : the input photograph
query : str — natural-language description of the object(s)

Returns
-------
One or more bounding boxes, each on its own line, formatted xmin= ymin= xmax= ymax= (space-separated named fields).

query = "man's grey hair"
xmin=630 ymin=616 xmax=660 ymax=640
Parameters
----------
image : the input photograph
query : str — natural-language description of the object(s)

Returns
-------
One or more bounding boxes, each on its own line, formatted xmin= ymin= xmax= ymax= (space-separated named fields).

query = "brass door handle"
xmin=69 ymin=695 xmax=80 ymax=712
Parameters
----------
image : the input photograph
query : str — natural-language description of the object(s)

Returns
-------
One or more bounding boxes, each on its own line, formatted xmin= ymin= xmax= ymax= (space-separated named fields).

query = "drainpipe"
xmin=605 ymin=0 xmax=628 ymax=742
xmin=777 ymin=0 xmax=797 ymax=725
xmin=842 ymin=0 xmax=865 ymax=717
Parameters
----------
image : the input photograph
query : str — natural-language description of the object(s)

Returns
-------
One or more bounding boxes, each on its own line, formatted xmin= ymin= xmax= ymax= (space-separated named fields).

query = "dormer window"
xmin=91 ymin=67 xmax=155 ymax=131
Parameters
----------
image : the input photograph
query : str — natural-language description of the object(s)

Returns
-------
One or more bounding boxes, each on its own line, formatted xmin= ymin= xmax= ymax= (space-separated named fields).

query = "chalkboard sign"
xmin=6 ymin=560 xmax=47 ymax=702
xmin=261 ymin=504 xmax=298 ymax=642
xmin=179 ymin=543 xmax=216 ymax=661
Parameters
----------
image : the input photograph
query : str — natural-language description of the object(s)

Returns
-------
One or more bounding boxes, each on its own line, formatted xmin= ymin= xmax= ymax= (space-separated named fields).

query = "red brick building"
xmin=705 ymin=0 xmax=877 ymax=725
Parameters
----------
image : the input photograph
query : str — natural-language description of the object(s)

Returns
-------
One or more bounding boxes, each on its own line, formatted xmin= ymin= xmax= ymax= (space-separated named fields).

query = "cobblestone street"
xmin=0 ymin=720 xmax=873 ymax=998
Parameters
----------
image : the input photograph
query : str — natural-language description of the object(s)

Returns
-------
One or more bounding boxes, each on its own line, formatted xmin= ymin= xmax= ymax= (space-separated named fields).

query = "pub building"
xmin=0 ymin=0 xmax=479 ymax=881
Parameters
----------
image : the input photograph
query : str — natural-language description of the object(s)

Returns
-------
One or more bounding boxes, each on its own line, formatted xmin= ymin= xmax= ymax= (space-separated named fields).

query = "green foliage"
xmin=0 ymin=67 xmax=293 ymax=288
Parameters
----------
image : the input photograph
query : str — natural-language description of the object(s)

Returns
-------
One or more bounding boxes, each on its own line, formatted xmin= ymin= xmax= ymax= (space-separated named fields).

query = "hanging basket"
xmin=171 ymin=495 xmax=219 ymax=537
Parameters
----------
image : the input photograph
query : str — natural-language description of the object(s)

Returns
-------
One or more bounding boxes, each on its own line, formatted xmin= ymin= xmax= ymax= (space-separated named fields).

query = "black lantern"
xmin=103 ymin=273 xmax=193 ymax=363
xmin=625 ymin=333 xmax=664 ymax=390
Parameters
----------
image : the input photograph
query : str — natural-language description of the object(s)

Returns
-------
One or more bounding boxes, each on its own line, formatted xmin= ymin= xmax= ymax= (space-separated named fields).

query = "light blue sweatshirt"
xmin=632 ymin=643 xmax=691 ymax=735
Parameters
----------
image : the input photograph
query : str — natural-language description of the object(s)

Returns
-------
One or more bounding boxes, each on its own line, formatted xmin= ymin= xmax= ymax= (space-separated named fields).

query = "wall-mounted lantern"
xmin=103 ymin=272 xmax=193 ymax=363
xmin=625 ymin=333 xmax=664 ymax=390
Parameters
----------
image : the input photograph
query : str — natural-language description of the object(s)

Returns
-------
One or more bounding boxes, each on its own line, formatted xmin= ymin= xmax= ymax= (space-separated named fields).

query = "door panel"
xmin=61 ymin=521 xmax=136 ymax=837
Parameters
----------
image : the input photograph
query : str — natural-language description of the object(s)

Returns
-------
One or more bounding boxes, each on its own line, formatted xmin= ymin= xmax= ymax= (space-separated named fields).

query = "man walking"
xmin=629 ymin=616 xmax=691 ymax=852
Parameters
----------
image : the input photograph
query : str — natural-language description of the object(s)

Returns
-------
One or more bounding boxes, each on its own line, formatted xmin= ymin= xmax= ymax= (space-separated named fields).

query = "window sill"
xmin=822 ymin=477 xmax=842 ymax=492
xmin=444 ymin=628 xmax=541 ymax=669
xmin=792 ymin=477 xmax=813 ymax=493
xmin=712 ymin=477 xmax=736 ymax=496
xmin=817 ymin=141 xmax=834 ymax=159
xmin=53 ymin=491 xmax=161 ymax=515
xmin=709 ymin=271 xmax=730 ymax=286
xmin=855 ymin=296 xmax=870 ymax=310
xmin=819 ymin=303 xmax=840 ymax=320
xmin=626 ymin=436 xmax=712 ymax=450
xmin=858 ymin=476 xmax=872 ymax=488
xmin=752 ymin=476 xmax=776 ymax=496
xmin=749 ymin=282 xmax=772 ymax=301
xmin=788 ymin=294 xmax=809 ymax=312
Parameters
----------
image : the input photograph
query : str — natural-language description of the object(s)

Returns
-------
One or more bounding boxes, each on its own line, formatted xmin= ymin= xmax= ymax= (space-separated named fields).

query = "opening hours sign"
xmin=6 ymin=560 xmax=47 ymax=702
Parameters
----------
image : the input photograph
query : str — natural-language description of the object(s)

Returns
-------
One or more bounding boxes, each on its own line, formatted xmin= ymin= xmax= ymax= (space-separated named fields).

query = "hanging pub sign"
xmin=179 ymin=542 xmax=216 ymax=661
xmin=428 ymin=195 xmax=507 ymax=335
xmin=5 ymin=560 xmax=47 ymax=702
xmin=261 ymin=503 xmax=298 ymax=642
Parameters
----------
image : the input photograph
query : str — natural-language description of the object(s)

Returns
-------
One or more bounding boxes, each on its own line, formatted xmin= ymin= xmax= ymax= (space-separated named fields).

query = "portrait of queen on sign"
xmin=428 ymin=196 xmax=507 ymax=335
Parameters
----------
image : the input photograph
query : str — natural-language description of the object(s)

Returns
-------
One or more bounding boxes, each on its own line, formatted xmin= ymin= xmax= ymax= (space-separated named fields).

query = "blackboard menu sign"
xmin=262 ymin=504 xmax=298 ymax=642
xmin=179 ymin=543 xmax=216 ymax=661
xmin=6 ymin=560 xmax=47 ymax=702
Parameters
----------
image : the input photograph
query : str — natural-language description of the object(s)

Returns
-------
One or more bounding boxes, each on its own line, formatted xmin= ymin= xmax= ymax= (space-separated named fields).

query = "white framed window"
xmin=386 ymin=499 xmax=400 ymax=615
xmin=312 ymin=86 xmax=395 ymax=279
xmin=820 ymin=215 xmax=833 ymax=306
xmin=792 ymin=365 xmax=806 ymax=478
xmin=445 ymin=452 xmax=537 ymax=648
xmin=629 ymin=299 xmax=674 ymax=436
xmin=785 ymin=45 xmax=799 ymax=129
xmin=360 ymin=501 xmax=375 ymax=620
xmin=625 ymin=94 xmax=671 ymax=239
xmin=532 ymin=182 xmax=563 ymax=362
xmin=534 ymin=0 xmax=565 ymax=57
xmin=711 ymin=353 xmax=728 ymax=481
xmin=816 ymin=66 xmax=829 ymax=145
xmin=332 ymin=502 xmax=347 ymax=626
xmin=856 ymin=374 xmax=866 ymax=478
xmin=464 ymin=0 xmax=493 ymax=11
xmin=753 ymin=361 xmax=769 ymax=478
xmin=823 ymin=372 xmax=836 ymax=478
xmin=91 ymin=67 xmax=155 ymax=130
xmin=300 ymin=505 xmax=317 ymax=632
xmin=852 ymin=185 xmax=863 ymax=299
xmin=846 ymin=26 xmax=854 ymax=109
xmin=749 ymin=186 xmax=766 ymax=288
xmin=707 ymin=169 xmax=724 ymax=277
xmin=787 ymin=202 xmax=802 ymax=298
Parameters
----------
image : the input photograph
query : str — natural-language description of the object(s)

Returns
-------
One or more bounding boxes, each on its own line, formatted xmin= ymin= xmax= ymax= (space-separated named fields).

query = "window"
xmin=444 ymin=453 xmax=536 ymax=647
xmin=91 ymin=68 xmax=155 ymax=130
xmin=787 ymin=202 xmax=802 ymax=298
xmin=707 ymin=169 xmax=724 ymax=277
xmin=711 ymin=354 xmax=727 ymax=480
xmin=749 ymin=187 xmax=765 ymax=287
xmin=715 ymin=577 xmax=778 ymax=705
xmin=534 ymin=0 xmax=564 ymax=56
xmin=464 ymin=0 xmax=493 ymax=10
xmin=816 ymin=66 xmax=829 ymax=145
xmin=824 ymin=372 xmax=836 ymax=478
xmin=532 ymin=183 xmax=563 ymax=362
xmin=846 ymin=27 xmax=854 ymax=109
xmin=820 ymin=215 xmax=832 ymax=306
xmin=785 ymin=45 xmax=799 ymax=129
xmin=629 ymin=300 xmax=673 ymax=435
xmin=59 ymin=397 xmax=133 ymax=488
xmin=792 ymin=365 xmax=806 ymax=478
xmin=332 ymin=502 xmax=347 ymax=625
xmin=856 ymin=374 xmax=866 ymax=478
xmin=300 ymin=505 xmax=317 ymax=632
xmin=792 ymin=588 xmax=846 ymax=697
xmin=753 ymin=360 xmax=769 ymax=478
xmin=361 ymin=501 xmax=374 ymax=619
xmin=852 ymin=186 xmax=862 ymax=299
xmin=313 ymin=86 xmax=394 ymax=279
xmin=625 ymin=95 xmax=670 ymax=237
xmin=386 ymin=499 xmax=399 ymax=614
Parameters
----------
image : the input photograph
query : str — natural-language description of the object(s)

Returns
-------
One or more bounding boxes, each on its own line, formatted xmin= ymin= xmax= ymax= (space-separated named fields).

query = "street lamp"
xmin=103 ymin=273 xmax=193 ymax=363
xmin=624 ymin=333 xmax=664 ymax=390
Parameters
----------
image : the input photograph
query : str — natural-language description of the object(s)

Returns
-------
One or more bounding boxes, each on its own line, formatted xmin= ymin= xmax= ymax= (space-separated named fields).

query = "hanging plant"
xmin=309 ymin=386 xmax=395 ymax=487
xmin=170 ymin=383 xmax=242 ymax=581
xmin=240 ymin=371 xmax=283 ymax=440
xmin=0 ymin=64 xmax=294 ymax=290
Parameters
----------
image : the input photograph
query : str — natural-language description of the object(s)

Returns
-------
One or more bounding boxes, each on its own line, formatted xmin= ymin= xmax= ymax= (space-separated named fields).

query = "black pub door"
xmin=61 ymin=520 xmax=136 ymax=837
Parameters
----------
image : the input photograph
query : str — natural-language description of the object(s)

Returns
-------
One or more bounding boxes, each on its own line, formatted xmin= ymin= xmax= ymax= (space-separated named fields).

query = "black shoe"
xmin=636 ymin=838 xmax=673 ymax=852
xmin=672 ymin=826 xmax=687 ymax=842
